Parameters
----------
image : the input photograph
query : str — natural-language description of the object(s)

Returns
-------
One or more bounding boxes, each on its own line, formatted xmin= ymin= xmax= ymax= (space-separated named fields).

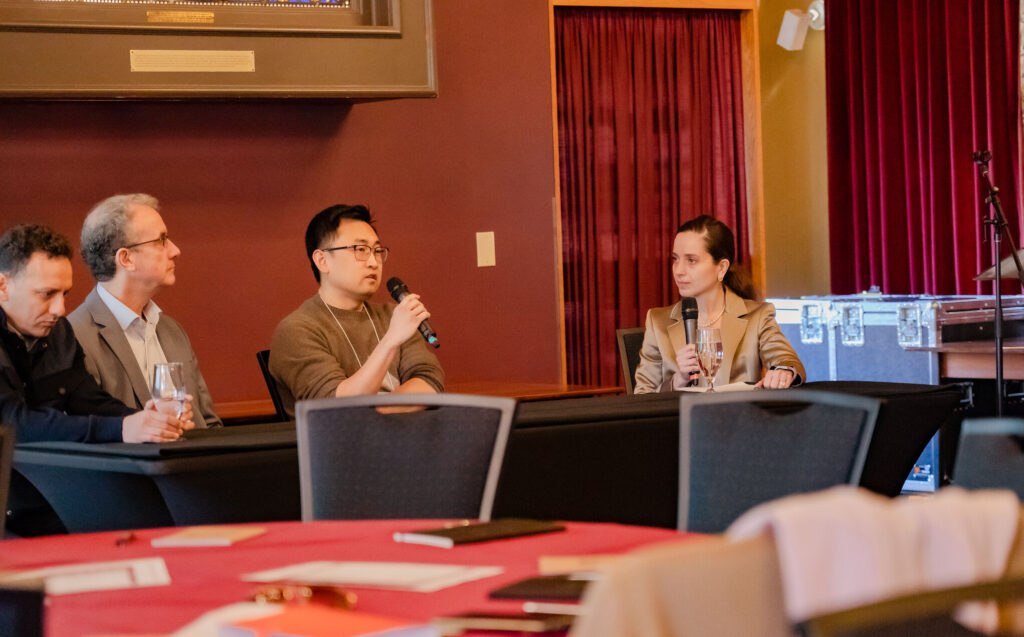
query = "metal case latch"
xmin=897 ymin=303 xmax=922 ymax=347
xmin=800 ymin=303 xmax=825 ymax=344
xmin=838 ymin=304 xmax=864 ymax=346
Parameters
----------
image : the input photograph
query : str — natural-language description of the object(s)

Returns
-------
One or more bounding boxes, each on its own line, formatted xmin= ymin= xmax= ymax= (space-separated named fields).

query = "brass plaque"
xmin=146 ymin=11 xmax=215 ymax=24
xmin=130 ymin=50 xmax=256 ymax=73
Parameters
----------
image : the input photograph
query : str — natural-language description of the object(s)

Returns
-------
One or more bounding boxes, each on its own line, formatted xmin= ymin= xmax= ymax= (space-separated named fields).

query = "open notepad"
xmin=242 ymin=562 xmax=502 ymax=593
xmin=679 ymin=382 xmax=758 ymax=393
xmin=0 ymin=557 xmax=171 ymax=595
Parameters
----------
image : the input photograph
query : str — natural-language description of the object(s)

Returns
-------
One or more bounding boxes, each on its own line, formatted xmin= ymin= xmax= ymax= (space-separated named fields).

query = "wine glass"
xmin=151 ymin=362 xmax=186 ymax=420
xmin=696 ymin=327 xmax=724 ymax=392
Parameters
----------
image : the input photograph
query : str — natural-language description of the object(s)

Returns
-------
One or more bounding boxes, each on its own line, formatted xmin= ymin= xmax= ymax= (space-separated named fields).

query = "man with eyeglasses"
xmin=269 ymin=204 xmax=443 ymax=418
xmin=68 ymin=193 xmax=222 ymax=429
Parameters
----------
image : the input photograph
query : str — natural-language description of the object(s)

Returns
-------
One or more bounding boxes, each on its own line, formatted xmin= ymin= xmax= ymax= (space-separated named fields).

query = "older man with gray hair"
xmin=69 ymin=193 xmax=222 ymax=429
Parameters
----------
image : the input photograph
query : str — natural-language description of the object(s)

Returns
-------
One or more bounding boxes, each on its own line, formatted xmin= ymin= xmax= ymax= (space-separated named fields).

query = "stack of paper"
xmin=242 ymin=562 xmax=503 ymax=593
xmin=152 ymin=526 xmax=267 ymax=547
xmin=0 ymin=557 xmax=171 ymax=595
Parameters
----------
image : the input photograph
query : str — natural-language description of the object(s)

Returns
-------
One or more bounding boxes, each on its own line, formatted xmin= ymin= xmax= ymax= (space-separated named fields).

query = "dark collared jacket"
xmin=0 ymin=308 xmax=132 ymax=443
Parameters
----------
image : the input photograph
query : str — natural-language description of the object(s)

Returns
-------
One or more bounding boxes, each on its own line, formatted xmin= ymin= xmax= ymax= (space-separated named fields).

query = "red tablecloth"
xmin=0 ymin=520 xmax=693 ymax=636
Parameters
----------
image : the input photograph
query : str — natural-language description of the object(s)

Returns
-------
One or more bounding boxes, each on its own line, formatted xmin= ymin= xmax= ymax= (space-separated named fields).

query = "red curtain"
xmin=556 ymin=7 xmax=748 ymax=386
xmin=826 ymin=0 xmax=1022 ymax=295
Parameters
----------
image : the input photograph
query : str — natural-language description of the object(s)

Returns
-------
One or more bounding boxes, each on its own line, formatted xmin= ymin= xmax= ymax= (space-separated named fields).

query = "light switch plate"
xmin=476 ymin=231 xmax=496 ymax=267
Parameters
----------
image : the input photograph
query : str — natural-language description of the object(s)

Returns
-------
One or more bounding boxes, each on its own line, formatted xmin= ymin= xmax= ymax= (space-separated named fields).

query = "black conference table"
xmin=10 ymin=382 xmax=968 ymax=534
xmin=12 ymin=421 xmax=299 ymax=533
xmin=493 ymin=382 xmax=969 ymax=528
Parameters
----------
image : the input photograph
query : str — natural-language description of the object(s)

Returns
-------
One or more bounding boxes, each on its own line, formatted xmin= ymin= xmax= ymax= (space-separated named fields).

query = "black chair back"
xmin=255 ymin=350 xmax=289 ymax=422
xmin=952 ymin=418 xmax=1024 ymax=498
xmin=679 ymin=390 xmax=880 ymax=533
xmin=0 ymin=585 xmax=44 ymax=636
xmin=616 ymin=327 xmax=645 ymax=394
xmin=296 ymin=393 xmax=517 ymax=521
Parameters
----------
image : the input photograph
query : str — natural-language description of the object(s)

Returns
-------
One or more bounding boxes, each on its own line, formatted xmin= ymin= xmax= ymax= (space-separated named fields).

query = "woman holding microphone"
xmin=633 ymin=215 xmax=805 ymax=393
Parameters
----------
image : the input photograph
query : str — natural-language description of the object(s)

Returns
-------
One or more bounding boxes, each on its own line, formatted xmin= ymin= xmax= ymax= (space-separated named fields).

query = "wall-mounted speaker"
xmin=777 ymin=1 xmax=824 ymax=52
xmin=777 ymin=9 xmax=811 ymax=51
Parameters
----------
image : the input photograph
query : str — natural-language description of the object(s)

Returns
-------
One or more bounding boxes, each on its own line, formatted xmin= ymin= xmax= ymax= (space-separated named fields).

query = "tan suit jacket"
xmin=633 ymin=286 xmax=805 ymax=393
xmin=68 ymin=287 xmax=222 ymax=428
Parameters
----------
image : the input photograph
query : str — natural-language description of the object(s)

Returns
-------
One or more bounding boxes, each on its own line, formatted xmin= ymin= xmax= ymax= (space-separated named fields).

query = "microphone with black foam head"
xmin=681 ymin=297 xmax=699 ymax=386
xmin=386 ymin=277 xmax=440 ymax=348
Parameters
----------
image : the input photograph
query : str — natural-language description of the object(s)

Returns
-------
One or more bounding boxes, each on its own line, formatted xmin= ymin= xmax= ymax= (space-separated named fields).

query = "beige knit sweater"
xmin=268 ymin=294 xmax=444 ymax=417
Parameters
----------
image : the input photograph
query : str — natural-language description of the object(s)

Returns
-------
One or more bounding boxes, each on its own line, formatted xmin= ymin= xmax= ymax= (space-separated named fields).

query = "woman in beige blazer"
xmin=633 ymin=215 xmax=805 ymax=394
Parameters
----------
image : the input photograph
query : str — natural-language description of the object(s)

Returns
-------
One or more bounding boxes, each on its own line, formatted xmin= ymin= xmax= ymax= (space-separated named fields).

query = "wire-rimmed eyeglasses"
xmin=124 ymin=232 xmax=170 ymax=250
xmin=320 ymin=244 xmax=390 ymax=263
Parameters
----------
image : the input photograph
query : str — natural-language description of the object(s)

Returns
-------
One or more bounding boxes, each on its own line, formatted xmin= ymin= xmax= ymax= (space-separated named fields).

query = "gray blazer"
xmin=68 ymin=287 xmax=222 ymax=428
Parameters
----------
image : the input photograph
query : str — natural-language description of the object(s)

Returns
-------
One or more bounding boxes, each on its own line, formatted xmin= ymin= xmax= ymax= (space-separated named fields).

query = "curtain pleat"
xmin=827 ymin=0 xmax=1022 ymax=294
xmin=556 ymin=7 xmax=748 ymax=386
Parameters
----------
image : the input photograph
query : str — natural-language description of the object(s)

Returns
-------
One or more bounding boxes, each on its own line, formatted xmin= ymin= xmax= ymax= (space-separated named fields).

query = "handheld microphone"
xmin=681 ymin=297 xmax=699 ymax=386
xmin=386 ymin=277 xmax=440 ymax=348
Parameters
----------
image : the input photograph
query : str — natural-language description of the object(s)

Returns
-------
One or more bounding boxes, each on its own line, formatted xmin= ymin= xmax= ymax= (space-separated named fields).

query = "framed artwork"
xmin=0 ymin=0 xmax=436 ymax=97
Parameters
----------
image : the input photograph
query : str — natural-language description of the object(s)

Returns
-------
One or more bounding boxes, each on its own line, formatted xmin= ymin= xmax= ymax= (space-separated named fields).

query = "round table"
xmin=0 ymin=519 xmax=691 ymax=635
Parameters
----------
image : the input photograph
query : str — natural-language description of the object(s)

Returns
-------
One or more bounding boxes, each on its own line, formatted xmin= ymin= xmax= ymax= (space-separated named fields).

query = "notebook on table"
xmin=393 ymin=519 xmax=566 ymax=549
xmin=488 ymin=574 xmax=589 ymax=601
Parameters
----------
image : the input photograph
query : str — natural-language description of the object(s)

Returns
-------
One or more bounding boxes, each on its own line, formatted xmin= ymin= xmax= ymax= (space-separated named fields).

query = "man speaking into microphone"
xmin=269 ymin=204 xmax=444 ymax=418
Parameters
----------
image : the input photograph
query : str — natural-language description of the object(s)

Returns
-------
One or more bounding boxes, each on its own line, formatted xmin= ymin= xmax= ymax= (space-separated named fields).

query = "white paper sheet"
xmin=0 ymin=557 xmax=171 ymax=595
xmin=241 ymin=561 xmax=503 ymax=593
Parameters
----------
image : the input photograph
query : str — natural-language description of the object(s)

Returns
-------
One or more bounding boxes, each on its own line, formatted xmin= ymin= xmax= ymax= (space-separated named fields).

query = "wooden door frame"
xmin=548 ymin=0 xmax=765 ymax=383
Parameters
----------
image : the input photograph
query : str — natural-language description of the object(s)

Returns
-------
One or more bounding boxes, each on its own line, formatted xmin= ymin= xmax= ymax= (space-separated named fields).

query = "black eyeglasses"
xmin=124 ymin=232 xmax=170 ymax=250
xmin=320 ymin=244 xmax=390 ymax=263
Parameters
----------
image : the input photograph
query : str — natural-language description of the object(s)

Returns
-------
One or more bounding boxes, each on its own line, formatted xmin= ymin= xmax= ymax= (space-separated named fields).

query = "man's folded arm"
xmin=398 ymin=336 xmax=444 ymax=393
xmin=0 ymin=351 xmax=131 ymax=443
xmin=0 ymin=388 xmax=124 ymax=443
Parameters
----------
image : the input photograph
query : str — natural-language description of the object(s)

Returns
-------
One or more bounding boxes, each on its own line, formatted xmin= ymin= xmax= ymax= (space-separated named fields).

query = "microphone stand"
xmin=974 ymin=150 xmax=1024 ymax=417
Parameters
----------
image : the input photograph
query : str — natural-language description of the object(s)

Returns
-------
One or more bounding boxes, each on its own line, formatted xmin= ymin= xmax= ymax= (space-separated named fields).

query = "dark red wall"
xmin=0 ymin=0 xmax=562 ymax=403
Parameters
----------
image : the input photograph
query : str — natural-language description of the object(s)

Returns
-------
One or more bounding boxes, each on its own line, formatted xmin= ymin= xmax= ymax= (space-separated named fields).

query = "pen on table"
xmin=115 ymin=531 xmax=136 ymax=546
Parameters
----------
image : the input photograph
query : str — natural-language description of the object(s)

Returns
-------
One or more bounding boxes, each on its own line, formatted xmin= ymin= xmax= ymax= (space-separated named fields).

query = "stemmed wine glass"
xmin=152 ymin=362 xmax=187 ymax=422
xmin=696 ymin=327 xmax=724 ymax=392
